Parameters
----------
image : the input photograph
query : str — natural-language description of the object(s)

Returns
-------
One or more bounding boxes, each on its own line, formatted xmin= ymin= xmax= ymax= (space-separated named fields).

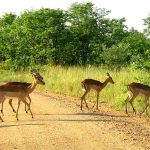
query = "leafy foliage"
xmin=102 ymin=43 xmax=130 ymax=68
xmin=144 ymin=15 xmax=150 ymax=37
xmin=0 ymin=2 xmax=149 ymax=70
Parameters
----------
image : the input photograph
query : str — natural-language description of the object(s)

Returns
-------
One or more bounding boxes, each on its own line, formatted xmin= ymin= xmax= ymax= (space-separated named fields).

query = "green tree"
xmin=143 ymin=15 xmax=150 ymax=37
xmin=104 ymin=18 xmax=129 ymax=48
xmin=102 ymin=43 xmax=130 ymax=68
xmin=65 ymin=2 xmax=110 ymax=65
xmin=1 ymin=9 xmax=67 ymax=70
xmin=0 ymin=2 xmax=149 ymax=70
xmin=122 ymin=29 xmax=150 ymax=70
xmin=0 ymin=13 xmax=16 ymax=62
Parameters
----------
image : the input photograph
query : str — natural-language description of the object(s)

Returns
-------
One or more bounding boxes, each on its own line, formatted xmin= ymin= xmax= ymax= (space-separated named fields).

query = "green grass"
xmin=0 ymin=65 xmax=149 ymax=113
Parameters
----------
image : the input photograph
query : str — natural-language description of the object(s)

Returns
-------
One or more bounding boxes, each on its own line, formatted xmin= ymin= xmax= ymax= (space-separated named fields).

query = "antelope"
xmin=0 ymin=71 xmax=45 ymax=122
xmin=125 ymin=82 xmax=150 ymax=115
xmin=1 ymin=82 xmax=31 ymax=115
xmin=81 ymin=73 xmax=115 ymax=111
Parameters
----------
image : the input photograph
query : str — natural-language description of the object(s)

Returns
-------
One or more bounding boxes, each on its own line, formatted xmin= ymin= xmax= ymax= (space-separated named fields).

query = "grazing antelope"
xmin=1 ymin=82 xmax=31 ymax=115
xmin=125 ymin=82 xmax=150 ymax=115
xmin=0 ymin=71 xmax=45 ymax=122
xmin=81 ymin=73 xmax=115 ymax=111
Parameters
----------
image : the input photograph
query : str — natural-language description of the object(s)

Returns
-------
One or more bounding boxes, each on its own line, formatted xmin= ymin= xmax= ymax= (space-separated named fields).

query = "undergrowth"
xmin=0 ymin=65 xmax=149 ymax=113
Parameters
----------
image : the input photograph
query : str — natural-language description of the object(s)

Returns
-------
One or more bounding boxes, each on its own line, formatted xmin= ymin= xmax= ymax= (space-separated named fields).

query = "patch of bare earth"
xmin=0 ymin=91 xmax=149 ymax=150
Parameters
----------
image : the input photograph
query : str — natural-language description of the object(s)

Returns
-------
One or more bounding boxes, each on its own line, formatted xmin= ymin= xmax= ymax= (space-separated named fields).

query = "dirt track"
xmin=0 ymin=92 xmax=150 ymax=150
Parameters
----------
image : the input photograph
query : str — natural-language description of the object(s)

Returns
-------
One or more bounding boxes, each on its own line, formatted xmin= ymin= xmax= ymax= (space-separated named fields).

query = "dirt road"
xmin=0 ymin=92 xmax=150 ymax=150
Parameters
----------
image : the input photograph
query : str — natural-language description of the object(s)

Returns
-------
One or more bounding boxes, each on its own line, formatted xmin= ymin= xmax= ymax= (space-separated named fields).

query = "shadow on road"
xmin=0 ymin=111 xmax=133 ymax=128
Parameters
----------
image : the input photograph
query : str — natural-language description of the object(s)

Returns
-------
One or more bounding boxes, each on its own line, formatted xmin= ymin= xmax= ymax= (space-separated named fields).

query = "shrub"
xmin=102 ymin=43 xmax=130 ymax=69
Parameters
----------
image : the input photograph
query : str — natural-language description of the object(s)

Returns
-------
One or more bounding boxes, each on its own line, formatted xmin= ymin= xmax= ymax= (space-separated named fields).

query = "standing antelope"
xmin=1 ymin=82 xmax=31 ymax=115
xmin=0 ymin=71 xmax=45 ymax=122
xmin=81 ymin=73 xmax=115 ymax=111
xmin=125 ymin=82 xmax=150 ymax=115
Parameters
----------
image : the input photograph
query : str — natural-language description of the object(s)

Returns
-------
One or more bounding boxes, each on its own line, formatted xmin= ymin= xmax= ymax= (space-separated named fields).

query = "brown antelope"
xmin=0 ymin=71 xmax=45 ymax=122
xmin=81 ymin=73 xmax=114 ymax=111
xmin=125 ymin=82 xmax=150 ymax=115
xmin=1 ymin=82 xmax=31 ymax=115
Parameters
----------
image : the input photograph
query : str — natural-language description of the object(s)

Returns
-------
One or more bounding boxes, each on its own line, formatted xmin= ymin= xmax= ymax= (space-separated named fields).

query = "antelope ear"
xmin=106 ymin=73 xmax=110 ymax=77
xmin=31 ymin=69 xmax=35 ymax=74
xmin=31 ymin=69 xmax=36 ymax=76
xmin=31 ymin=69 xmax=37 ymax=75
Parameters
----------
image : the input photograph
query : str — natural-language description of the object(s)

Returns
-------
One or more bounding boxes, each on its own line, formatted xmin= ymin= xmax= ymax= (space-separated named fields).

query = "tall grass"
xmin=0 ymin=66 xmax=149 ymax=113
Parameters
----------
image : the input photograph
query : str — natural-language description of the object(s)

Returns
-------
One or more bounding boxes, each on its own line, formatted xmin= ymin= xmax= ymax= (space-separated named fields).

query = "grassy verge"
xmin=0 ymin=65 xmax=149 ymax=113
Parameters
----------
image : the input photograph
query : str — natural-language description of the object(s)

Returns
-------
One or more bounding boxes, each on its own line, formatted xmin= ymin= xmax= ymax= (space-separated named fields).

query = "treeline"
xmin=0 ymin=2 xmax=150 ymax=70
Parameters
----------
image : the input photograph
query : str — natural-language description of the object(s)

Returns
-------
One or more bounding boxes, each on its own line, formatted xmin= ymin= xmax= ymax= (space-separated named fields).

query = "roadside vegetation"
xmin=0 ymin=66 xmax=149 ymax=113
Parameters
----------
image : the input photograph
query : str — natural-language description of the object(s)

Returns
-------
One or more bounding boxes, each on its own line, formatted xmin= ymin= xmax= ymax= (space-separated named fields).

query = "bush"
xmin=102 ymin=43 xmax=130 ymax=69
xmin=131 ymin=49 xmax=150 ymax=70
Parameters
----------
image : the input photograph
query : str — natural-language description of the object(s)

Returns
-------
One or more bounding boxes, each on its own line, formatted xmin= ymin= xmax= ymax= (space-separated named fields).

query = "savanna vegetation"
xmin=0 ymin=2 xmax=149 ymax=112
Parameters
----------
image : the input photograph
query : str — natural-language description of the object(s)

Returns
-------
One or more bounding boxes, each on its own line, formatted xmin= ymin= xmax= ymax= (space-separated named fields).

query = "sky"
xmin=0 ymin=0 xmax=150 ymax=31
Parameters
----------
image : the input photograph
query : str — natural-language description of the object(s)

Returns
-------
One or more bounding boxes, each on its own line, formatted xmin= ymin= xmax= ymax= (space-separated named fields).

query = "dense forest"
xmin=0 ymin=2 xmax=149 ymax=70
